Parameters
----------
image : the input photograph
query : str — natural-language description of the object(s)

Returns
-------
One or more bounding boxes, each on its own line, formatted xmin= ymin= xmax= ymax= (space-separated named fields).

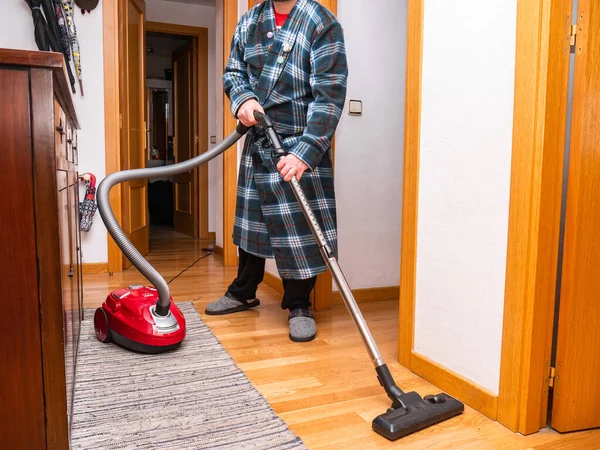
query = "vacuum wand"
xmin=251 ymin=111 xmax=400 ymax=394
xmin=97 ymin=128 xmax=248 ymax=317
xmin=248 ymin=110 xmax=464 ymax=441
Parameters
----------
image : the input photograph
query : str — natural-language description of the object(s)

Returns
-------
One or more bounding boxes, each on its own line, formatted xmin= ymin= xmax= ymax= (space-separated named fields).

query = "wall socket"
xmin=210 ymin=136 xmax=217 ymax=144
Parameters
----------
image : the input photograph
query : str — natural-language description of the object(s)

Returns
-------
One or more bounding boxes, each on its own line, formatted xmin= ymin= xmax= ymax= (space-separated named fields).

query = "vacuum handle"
xmin=253 ymin=110 xmax=287 ymax=158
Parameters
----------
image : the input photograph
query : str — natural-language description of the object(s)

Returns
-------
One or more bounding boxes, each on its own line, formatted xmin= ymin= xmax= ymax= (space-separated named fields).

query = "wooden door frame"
xmin=399 ymin=0 xmax=570 ymax=434
xmin=146 ymin=21 xmax=210 ymax=240
xmin=103 ymin=10 xmax=210 ymax=272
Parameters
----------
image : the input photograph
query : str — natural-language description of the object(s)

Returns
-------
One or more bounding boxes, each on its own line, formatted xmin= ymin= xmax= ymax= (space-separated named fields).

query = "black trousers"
xmin=227 ymin=248 xmax=316 ymax=310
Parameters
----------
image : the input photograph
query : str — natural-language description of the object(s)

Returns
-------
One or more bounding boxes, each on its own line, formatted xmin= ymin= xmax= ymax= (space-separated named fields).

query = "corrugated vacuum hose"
xmin=96 ymin=127 xmax=247 ymax=316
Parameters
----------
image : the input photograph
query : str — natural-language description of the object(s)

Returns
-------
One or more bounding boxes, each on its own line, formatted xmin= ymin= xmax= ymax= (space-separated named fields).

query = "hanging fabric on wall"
xmin=23 ymin=0 xmax=77 ymax=93
xmin=79 ymin=173 xmax=98 ymax=232
xmin=61 ymin=0 xmax=84 ymax=95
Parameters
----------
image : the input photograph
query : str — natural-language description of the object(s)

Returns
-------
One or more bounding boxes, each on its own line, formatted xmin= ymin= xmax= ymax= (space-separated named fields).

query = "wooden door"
xmin=173 ymin=40 xmax=198 ymax=237
xmin=120 ymin=0 xmax=148 ymax=266
xmin=552 ymin=0 xmax=600 ymax=433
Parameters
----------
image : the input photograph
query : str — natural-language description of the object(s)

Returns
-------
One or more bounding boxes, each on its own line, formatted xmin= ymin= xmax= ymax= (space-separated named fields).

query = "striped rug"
xmin=71 ymin=303 xmax=306 ymax=450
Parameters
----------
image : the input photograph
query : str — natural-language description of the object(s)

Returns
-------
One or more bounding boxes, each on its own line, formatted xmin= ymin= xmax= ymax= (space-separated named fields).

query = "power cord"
xmin=167 ymin=248 xmax=214 ymax=285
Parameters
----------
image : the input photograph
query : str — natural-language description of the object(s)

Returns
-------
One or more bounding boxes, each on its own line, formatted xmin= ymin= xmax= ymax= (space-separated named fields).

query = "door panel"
xmin=56 ymin=173 xmax=73 ymax=429
xmin=173 ymin=40 xmax=197 ymax=237
xmin=68 ymin=172 xmax=81 ymax=364
xmin=552 ymin=0 xmax=600 ymax=432
xmin=120 ymin=0 xmax=148 ymax=267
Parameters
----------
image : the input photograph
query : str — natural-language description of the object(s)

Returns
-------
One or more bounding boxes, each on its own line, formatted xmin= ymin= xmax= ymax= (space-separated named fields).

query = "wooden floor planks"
xmin=81 ymin=235 xmax=600 ymax=449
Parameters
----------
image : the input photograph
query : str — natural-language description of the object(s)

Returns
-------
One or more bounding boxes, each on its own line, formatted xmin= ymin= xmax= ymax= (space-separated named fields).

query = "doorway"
xmin=145 ymin=31 xmax=196 ymax=241
xmin=113 ymin=10 xmax=210 ymax=270
xmin=144 ymin=23 xmax=209 ymax=247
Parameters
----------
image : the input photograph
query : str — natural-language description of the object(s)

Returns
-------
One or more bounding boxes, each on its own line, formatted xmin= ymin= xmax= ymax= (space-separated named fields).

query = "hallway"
xmin=82 ymin=238 xmax=600 ymax=449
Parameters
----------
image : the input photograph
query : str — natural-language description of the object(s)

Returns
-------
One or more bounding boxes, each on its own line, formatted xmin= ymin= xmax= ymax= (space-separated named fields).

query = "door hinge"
xmin=569 ymin=24 xmax=577 ymax=46
xmin=548 ymin=366 xmax=556 ymax=388
xmin=119 ymin=113 xmax=123 ymax=129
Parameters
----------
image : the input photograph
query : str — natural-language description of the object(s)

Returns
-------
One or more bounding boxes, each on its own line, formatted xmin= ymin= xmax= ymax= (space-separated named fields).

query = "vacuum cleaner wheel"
xmin=94 ymin=307 xmax=112 ymax=343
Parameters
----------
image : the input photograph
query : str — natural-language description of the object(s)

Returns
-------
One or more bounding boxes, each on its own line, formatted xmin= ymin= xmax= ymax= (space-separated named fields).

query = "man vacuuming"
xmin=205 ymin=0 xmax=348 ymax=342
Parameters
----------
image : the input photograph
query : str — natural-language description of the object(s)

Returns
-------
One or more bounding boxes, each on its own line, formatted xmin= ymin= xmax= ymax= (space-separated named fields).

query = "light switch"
xmin=348 ymin=99 xmax=362 ymax=116
xmin=210 ymin=136 xmax=217 ymax=144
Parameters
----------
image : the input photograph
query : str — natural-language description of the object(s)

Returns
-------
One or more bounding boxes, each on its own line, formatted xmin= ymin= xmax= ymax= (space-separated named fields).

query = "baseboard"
xmin=410 ymin=351 xmax=498 ymax=420
xmin=213 ymin=245 xmax=223 ymax=257
xmin=208 ymin=232 xmax=216 ymax=241
xmin=263 ymin=271 xmax=284 ymax=293
xmin=82 ymin=263 xmax=108 ymax=275
xmin=263 ymin=274 xmax=399 ymax=304
xmin=333 ymin=286 xmax=399 ymax=304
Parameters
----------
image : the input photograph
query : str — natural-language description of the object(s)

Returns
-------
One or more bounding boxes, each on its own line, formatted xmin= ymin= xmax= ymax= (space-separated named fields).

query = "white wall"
xmin=0 ymin=3 xmax=108 ymax=263
xmin=414 ymin=0 xmax=517 ymax=393
xmin=333 ymin=0 xmax=406 ymax=289
xmin=263 ymin=0 xmax=407 ymax=288
xmin=146 ymin=0 xmax=218 ymax=233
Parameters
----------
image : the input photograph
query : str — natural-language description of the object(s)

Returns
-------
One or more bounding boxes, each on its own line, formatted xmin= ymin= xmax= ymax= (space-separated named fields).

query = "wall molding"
xmin=411 ymin=352 xmax=498 ymax=420
xmin=263 ymin=271 xmax=284 ymax=293
xmin=333 ymin=286 xmax=399 ymax=304
xmin=82 ymin=263 xmax=108 ymax=275
xmin=263 ymin=272 xmax=398 ymax=305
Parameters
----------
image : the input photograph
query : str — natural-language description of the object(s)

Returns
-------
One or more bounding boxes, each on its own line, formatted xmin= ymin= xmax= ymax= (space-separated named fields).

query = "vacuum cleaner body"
xmin=94 ymin=286 xmax=186 ymax=353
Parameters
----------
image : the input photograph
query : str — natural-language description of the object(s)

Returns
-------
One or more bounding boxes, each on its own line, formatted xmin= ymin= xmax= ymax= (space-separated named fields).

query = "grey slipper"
xmin=289 ymin=309 xmax=316 ymax=342
xmin=205 ymin=292 xmax=260 ymax=315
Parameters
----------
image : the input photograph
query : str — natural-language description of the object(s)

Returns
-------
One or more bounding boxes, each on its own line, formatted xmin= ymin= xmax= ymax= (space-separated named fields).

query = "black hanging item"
xmin=79 ymin=173 xmax=98 ymax=232
xmin=24 ymin=0 xmax=51 ymax=51
xmin=24 ymin=0 xmax=77 ymax=93
xmin=43 ymin=0 xmax=77 ymax=93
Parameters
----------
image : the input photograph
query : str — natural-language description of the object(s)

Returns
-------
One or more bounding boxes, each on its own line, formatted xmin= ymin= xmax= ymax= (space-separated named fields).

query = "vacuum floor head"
xmin=372 ymin=391 xmax=464 ymax=441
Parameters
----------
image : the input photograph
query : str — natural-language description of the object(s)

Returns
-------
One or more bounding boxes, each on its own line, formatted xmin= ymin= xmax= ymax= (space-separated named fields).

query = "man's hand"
xmin=238 ymin=99 xmax=264 ymax=126
xmin=277 ymin=154 xmax=309 ymax=182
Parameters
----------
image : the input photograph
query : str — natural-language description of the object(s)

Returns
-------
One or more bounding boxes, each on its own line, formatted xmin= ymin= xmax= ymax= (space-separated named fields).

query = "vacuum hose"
xmin=97 ymin=124 xmax=249 ymax=316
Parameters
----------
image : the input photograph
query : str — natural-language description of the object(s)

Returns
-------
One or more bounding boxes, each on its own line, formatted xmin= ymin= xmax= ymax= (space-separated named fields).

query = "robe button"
xmin=267 ymin=31 xmax=274 ymax=39
xmin=282 ymin=42 xmax=292 ymax=52
xmin=277 ymin=55 xmax=285 ymax=64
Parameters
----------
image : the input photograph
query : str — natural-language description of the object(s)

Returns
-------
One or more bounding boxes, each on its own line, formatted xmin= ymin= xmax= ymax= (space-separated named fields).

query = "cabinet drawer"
xmin=54 ymin=99 xmax=67 ymax=162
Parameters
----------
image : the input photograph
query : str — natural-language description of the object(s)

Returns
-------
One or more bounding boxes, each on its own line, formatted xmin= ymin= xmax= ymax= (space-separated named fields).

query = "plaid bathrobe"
xmin=224 ymin=0 xmax=348 ymax=280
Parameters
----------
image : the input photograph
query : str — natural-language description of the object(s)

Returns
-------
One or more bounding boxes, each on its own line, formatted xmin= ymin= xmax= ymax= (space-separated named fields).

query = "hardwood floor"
xmin=82 ymin=236 xmax=600 ymax=449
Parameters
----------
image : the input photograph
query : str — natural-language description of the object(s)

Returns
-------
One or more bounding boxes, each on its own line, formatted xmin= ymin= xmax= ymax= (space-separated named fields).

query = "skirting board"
xmin=333 ymin=286 xmax=399 ymax=304
xmin=213 ymin=245 xmax=224 ymax=257
xmin=263 ymin=272 xmax=399 ymax=304
xmin=410 ymin=351 xmax=498 ymax=420
xmin=82 ymin=263 xmax=108 ymax=275
xmin=263 ymin=271 xmax=284 ymax=293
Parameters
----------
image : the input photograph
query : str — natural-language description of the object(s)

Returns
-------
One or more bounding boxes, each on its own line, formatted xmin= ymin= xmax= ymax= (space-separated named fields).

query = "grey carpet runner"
xmin=71 ymin=302 xmax=306 ymax=450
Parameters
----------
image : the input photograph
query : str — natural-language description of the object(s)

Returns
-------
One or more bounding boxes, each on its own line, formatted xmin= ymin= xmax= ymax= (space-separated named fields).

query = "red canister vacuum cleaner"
xmin=94 ymin=128 xmax=249 ymax=353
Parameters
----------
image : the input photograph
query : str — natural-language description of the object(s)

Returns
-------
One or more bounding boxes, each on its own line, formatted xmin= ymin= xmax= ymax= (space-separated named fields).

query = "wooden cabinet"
xmin=0 ymin=49 xmax=82 ymax=449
